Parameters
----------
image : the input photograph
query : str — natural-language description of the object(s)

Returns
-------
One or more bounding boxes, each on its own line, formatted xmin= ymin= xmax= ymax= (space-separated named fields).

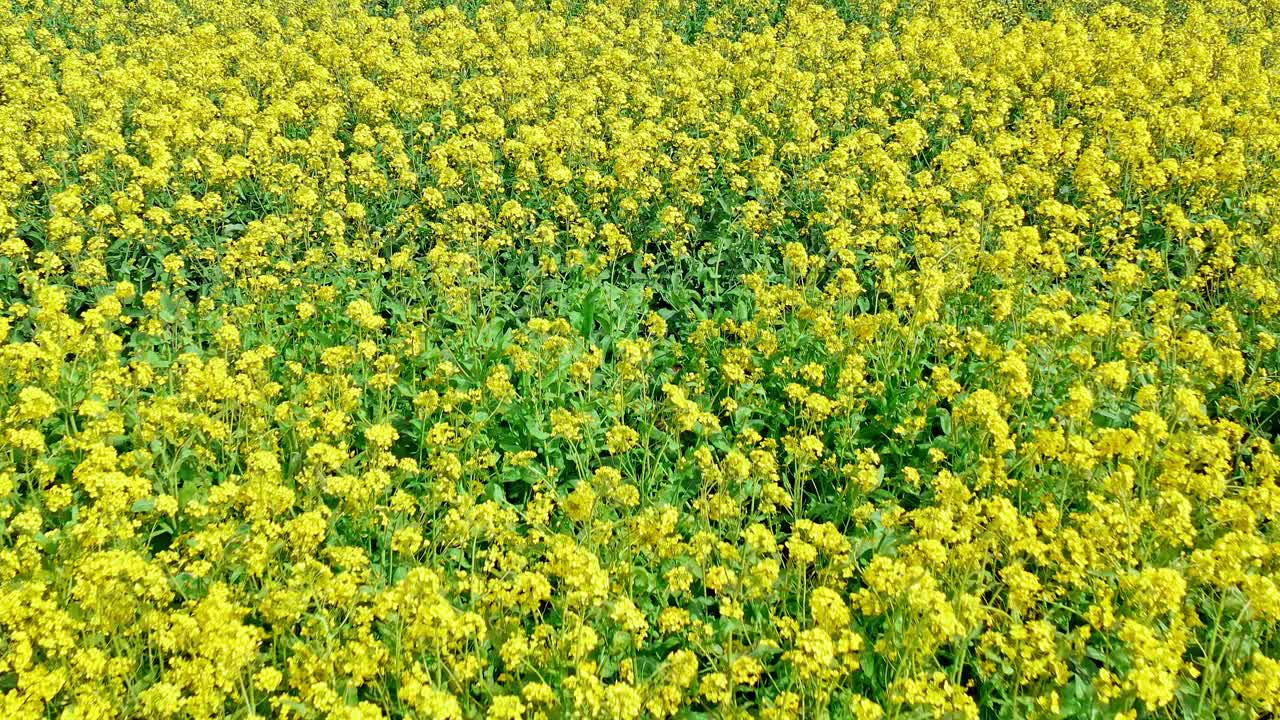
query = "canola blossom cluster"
xmin=1 ymin=0 xmax=1279 ymax=717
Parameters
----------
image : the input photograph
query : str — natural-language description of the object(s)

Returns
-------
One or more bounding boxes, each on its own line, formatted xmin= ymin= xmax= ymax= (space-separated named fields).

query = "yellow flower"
xmin=364 ymin=422 xmax=398 ymax=450
xmin=12 ymin=386 xmax=57 ymax=423
xmin=550 ymin=407 xmax=585 ymax=442
xmin=486 ymin=695 xmax=525 ymax=720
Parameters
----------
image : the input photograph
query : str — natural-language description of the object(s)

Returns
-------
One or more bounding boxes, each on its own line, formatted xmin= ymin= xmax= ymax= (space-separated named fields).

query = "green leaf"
xmin=937 ymin=408 xmax=952 ymax=435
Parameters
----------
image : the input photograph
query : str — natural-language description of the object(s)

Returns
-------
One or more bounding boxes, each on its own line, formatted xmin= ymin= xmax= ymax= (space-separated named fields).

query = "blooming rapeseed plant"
xmin=0 ymin=0 xmax=1278 ymax=717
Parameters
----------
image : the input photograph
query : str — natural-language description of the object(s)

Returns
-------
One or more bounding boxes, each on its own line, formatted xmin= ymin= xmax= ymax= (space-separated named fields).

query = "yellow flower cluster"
xmin=1 ymin=0 xmax=1278 ymax=717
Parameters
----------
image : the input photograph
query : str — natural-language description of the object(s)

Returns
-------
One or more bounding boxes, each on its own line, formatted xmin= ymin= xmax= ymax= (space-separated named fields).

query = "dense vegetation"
xmin=1 ymin=0 xmax=1278 ymax=717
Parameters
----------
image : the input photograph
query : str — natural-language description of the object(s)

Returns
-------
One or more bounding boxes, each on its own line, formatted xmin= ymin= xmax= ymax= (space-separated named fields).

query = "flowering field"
xmin=1 ymin=0 xmax=1279 ymax=717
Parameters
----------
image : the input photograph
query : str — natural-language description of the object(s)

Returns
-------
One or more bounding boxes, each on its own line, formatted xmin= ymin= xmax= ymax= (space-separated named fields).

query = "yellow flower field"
xmin=1 ymin=0 xmax=1278 ymax=717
